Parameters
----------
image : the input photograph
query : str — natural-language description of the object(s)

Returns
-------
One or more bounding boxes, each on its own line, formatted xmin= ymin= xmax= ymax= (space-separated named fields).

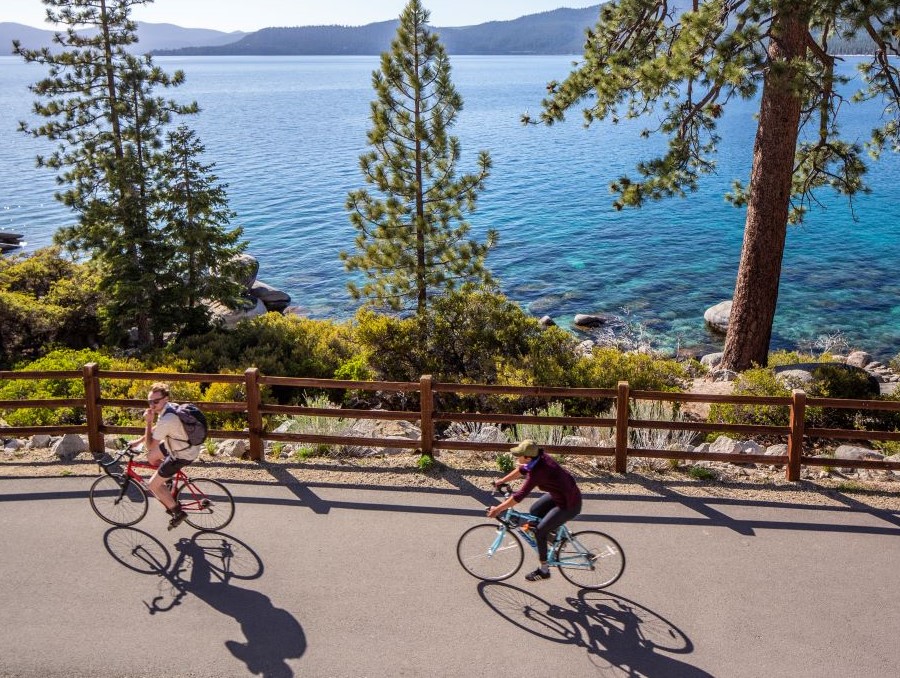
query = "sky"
xmin=3 ymin=1 xmax=601 ymax=33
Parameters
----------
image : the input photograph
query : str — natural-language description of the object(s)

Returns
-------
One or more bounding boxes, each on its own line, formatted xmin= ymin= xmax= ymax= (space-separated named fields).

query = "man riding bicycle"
xmin=129 ymin=383 xmax=202 ymax=529
xmin=487 ymin=439 xmax=583 ymax=581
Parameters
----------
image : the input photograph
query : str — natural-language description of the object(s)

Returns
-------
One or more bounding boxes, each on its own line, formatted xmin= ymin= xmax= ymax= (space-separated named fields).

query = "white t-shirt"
xmin=153 ymin=409 xmax=202 ymax=461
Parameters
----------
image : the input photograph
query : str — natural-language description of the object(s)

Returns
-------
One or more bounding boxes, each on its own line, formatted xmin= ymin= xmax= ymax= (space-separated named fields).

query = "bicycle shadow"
xmin=103 ymin=528 xmax=306 ymax=678
xmin=478 ymin=582 xmax=712 ymax=677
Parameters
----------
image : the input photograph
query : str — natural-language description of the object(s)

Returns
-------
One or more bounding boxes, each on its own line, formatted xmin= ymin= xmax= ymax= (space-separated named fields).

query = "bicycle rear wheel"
xmin=557 ymin=530 xmax=625 ymax=590
xmin=89 ymin=474 xmax=148 ymax=526
xmin=176 ymin=478 xmax=235 ymax=531
xmin=457 ymin=524 xmax=524 ymax=582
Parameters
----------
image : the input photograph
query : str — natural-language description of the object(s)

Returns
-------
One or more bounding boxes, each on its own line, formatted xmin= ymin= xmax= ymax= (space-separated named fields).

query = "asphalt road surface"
xmin=1 ymin=475 xmax=898 ymax=677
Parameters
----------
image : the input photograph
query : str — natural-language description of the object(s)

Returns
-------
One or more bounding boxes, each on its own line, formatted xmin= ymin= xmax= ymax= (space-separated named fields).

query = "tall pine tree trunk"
xmin=721 ymin=3 xmax=808 ymax=371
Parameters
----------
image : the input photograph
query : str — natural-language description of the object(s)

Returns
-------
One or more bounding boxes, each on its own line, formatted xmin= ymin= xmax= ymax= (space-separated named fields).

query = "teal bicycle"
xmin=457 ymin=483 xmax=625 ymax=589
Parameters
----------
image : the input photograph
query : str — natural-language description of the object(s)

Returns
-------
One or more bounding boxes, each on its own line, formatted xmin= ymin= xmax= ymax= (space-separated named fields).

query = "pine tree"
xmin=15 ymin=1 xmax=248 ymax=346
xmin=342 ymin=0 xmax=497 ymax=315
xmin=154 ymin=125 xmax=247 ymax=334
xmin=14 ymin=0 xmax=196 ymax=345
xmin=528 ymin=0 xmax=900 ymax=370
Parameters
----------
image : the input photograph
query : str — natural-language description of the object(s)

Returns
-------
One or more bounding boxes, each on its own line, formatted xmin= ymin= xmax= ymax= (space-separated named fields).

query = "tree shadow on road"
xmin=478 ymin=582 xmax=712 ymax=676
xmin=103 ymin=528 xmax=305 ymax=678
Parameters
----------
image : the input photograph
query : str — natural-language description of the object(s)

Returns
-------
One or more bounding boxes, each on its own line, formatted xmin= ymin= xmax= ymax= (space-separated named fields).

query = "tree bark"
xmin=721 ymin=3 xmax=809 ymax=371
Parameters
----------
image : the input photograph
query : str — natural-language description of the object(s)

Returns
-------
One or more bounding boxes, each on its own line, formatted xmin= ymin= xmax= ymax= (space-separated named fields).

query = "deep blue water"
xmin=1 ymin=55 xmax=899 ymax=359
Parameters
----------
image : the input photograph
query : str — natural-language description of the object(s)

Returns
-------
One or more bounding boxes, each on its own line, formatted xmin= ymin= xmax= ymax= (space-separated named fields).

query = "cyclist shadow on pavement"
xmin=103 ymin=528 xmax=305 ymax=678
xmin=478 ymin=582 xmax=713 ymax=677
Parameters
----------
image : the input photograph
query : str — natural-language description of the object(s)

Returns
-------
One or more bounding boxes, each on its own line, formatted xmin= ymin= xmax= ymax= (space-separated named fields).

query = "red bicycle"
xmin=89 ymin=439 xmax=235 ymax=531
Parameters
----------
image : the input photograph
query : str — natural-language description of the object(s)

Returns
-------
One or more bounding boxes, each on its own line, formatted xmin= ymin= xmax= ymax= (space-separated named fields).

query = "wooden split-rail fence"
xmin=1 ymin=363 xmax=899 ymax=482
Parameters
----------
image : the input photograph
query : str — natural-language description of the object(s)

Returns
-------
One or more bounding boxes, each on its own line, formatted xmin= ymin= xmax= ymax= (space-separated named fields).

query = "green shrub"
xmin=0 ymin=247 xmax=103 ymax=368
xmin=709 ymin=368 xmax=791 ymax=427
xmin=416 ymin=454 xmax=436 ymax=472
xmin=688 ymin=465 xmax=716 ymax=481
xmin=496 ymin=453 xmax=515 ymax=474
xmin=277 ymin=393 xmax=348 ymax=456
xmin=175 ymin=313 xmax=354 ymax=380
xmin=0 ymin=348 xmax=146 ymax=426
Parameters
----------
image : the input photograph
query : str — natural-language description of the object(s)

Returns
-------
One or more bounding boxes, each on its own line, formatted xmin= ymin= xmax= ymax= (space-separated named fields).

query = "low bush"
xmin=0 ymin=247 xmax=103 ymax=368
xmin=0 ymin=348 xmax=152 ymax=426
xmin=709 ymin=367 xmax=791 ymax=427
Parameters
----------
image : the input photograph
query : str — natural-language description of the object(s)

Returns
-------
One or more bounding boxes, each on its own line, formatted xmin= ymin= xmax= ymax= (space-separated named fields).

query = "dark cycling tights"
xmin=529 ymin=493 xmax=582 ymax=562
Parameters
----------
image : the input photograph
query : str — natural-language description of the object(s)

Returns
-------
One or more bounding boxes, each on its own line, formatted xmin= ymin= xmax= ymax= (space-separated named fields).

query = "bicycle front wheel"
xmin=557 ymin=530 xmax=625 ymax=590
xmin=457 ymin=524 xmax=524 ymax=582
xmin=89 ymin=474 xmax=148 ymax=526
xmin=176 ymin=478 xmax=235 ymax=531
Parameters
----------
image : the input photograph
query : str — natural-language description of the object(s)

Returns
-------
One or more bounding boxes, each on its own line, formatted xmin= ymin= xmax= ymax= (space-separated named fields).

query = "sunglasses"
xmin=148 ymin=396 xmax=166 ymax=405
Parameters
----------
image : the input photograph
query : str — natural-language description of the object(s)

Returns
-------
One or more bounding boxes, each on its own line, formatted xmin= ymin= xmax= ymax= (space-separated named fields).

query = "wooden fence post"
xmin=82 ymin=362 xmax=104 ymax=456
xmin=787 ymin=389 xmax=806 ymax=481
xmin=615 ymin=381 xmax=630 ymax=474
xmin=245 ymin=367 xmax=263 ymax=461
xmin=419 ymin=374 xmax=434 ymax=458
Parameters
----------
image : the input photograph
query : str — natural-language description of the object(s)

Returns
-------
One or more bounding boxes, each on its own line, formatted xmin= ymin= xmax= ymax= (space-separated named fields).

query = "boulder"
xmin=51 ymin=434 xmax=88 ymax=462
xmin=208 ymin=295 xmax=267 ymax=330
xmin=4 ymin=439 xmax=24 ymax=451
xmin=833 ymin=445 xmax=884 ymax=461
xmin=250 ymin=280 xmax=291 ymax=313
xmin=711 ymin=369 xmax=738 ymax=382
xmin=343 ymin=418 xmax=420 ymax=456
xmin=539 ymin=315 xmax=556 ymax=327
xmin=700 ymin=352 xmax=724 ymax=369
xmin=575 ymin=340 xmax=595 ymax=358
xmin=775 ymin=369 xmax=816 ymax=388
xmin=574 ymin=313 xmax=609 ymax=328
xmin=231 ymin=253 xmax=260 ymax=288
xmin=709 ymin=436 xmax=742 ymax=455
xmin=27 ymin=434 xmax=52 ymax=449
xmin=765 ymin=443 xmax=788 ymax=457
xmin=217 ymin=439 xmax=248 ymax=459
xmin=739 ymin=440 xmax=765 ymax=455
xmin=704 ymin=300 xmax=732 ymax=334
xmin=772 ymin=362 xmax=880 ymax=398
xmin=845 ymin=351 xmax=872 ymax=369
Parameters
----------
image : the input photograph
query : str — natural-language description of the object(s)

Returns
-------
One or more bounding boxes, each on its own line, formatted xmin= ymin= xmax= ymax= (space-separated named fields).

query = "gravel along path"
xmin=2 ymin=447 xmax=899 ymax=512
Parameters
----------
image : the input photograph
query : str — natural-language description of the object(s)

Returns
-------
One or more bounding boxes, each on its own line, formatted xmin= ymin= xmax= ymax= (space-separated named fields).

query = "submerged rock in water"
xmin=704 ymin=300 xmax=732 ymax=334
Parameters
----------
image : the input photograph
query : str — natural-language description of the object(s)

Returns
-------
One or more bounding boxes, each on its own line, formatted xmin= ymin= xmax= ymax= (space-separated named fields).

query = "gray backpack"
xmin=167 ymin=403 xmax=208 ymax=446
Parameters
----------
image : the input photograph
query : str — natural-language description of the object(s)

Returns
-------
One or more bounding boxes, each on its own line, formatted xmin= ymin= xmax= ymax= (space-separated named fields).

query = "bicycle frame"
xmin=100 ymin=446 xmax=208 ymax=513
xmin=496 ymin=508 xmax=594 ymax=570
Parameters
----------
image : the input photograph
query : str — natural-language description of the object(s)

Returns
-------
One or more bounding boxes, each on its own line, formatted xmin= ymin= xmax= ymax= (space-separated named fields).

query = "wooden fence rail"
xmin=1 ymin=364 xmax=899 ymax=482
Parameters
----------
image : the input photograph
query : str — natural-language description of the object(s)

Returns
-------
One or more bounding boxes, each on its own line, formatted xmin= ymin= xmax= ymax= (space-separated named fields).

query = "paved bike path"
xmin=1 ymin=476 xmax=898 ymax=677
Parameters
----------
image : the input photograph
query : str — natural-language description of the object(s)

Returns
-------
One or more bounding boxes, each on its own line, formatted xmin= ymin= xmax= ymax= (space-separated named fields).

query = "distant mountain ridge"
xmin=4 ymin=3 xmax=876 ymax=58
xmin=0 ymin=21 xmax=246 ymax=54
xmin=154 ymin=6 xmax=605 ymax=56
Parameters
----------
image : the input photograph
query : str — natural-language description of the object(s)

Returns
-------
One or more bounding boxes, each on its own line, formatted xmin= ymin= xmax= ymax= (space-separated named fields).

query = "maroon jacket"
xmin=513 ymin=452 xmax=581 ymax=510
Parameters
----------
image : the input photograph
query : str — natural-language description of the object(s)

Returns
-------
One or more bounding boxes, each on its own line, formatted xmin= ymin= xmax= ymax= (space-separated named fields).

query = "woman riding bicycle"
xmin=487 ymin=439 xmax=583 ymax=581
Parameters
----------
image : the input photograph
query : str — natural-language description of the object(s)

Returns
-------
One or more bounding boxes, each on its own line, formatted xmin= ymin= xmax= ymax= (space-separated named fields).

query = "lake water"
xmin=1 ymin=55 xmax=899 ymax=359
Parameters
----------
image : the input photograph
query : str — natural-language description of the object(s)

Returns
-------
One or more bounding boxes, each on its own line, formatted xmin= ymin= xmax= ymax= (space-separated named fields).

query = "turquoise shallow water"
xmin=1 ymin=55 xmax=898 ymax=358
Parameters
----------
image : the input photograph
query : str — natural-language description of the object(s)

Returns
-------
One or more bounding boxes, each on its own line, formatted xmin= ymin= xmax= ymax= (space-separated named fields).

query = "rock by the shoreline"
xmin=845 ymin=351 xmax=872 ymax=369
xmin=573 ymin=313 xmax=610 ymax=328
xmin=539 ymin=315 xmax=556 ymax=327
xmin=700 ymin=352 xmax=723 ymax=369
xmin=231 ymin=253 xmax=260 ymax=288
xmin=250 ymin=280 xmax=292 ymax=313
xmin=704 ymin=300 xmax=732 ymax=334
xmin=208 ymin=295 xmax=267 ymax=329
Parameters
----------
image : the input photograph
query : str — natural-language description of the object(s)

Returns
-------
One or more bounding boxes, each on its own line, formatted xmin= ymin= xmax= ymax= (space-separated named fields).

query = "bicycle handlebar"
xmin=99 ymin=438 xmax=139 ymax=469
xmin=493 ymin=481 xmax=513 ymax=497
